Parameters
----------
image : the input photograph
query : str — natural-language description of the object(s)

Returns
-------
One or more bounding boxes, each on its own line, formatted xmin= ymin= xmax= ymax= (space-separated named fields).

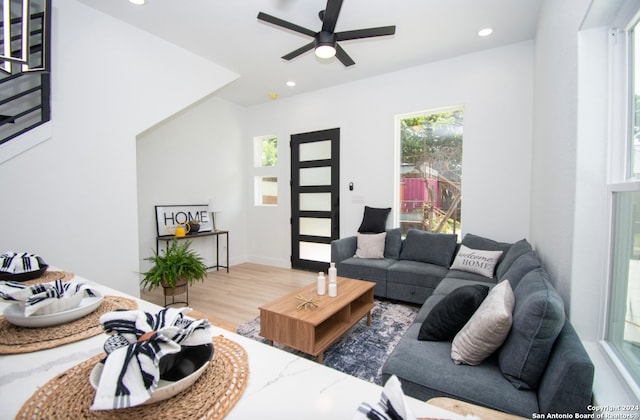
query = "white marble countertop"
xmin=0 ymin=270 xmax=463 ymax=419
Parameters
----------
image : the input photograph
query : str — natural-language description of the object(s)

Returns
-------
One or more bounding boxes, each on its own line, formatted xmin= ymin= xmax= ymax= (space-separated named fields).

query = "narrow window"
xmin=253 ymin=135 xmax=278 ymax=206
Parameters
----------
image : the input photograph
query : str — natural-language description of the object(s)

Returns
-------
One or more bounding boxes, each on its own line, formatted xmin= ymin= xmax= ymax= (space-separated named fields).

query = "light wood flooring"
xmin=140 ymin=262 xmax=318 ymax=331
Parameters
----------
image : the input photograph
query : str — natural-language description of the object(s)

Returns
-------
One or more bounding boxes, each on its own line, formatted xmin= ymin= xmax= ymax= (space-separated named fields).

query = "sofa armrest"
xmin=537 ymin=321 xmax=594 ymax=414
xmin=331 ymin=236 xmax=357 ymax=263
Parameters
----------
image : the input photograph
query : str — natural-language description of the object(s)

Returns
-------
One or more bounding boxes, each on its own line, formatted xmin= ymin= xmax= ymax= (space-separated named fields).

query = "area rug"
xmin=237 ymin=299 xmax=419 ymax=385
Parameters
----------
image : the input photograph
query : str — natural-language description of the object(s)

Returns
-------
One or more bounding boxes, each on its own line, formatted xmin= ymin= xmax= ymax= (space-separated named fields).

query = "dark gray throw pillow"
xmin=384 ymin=228 xmax=402 ymax=259
xmin=358 ymin=206 xmax=391 ymax=233
xmin=418 ymin=285 xmax=490 ymax=341
xmin=498 ymin=268 xmax=565 ymax=390
xmin=399 ymin=229 xmax=458 ymax=267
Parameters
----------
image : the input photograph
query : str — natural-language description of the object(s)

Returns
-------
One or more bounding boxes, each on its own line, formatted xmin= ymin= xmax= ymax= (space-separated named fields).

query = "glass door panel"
xmin=300 ymin=140 xmax=331 ymax=161
xmin=299 ymin=242 xmax=331 ymax=263
xmin=300 ymin=167 xmax=331 ymax=186
xmin=300 ymin=217 xmax=332 ymax=237
xmin=299 ymin=193 xmax=331 ymax=211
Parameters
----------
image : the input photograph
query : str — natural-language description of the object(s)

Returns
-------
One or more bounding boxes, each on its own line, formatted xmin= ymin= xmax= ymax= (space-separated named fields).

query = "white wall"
xmin=136 ymin=95 xmax=248 ymax=272
xmin=530 ymin=0 xmax=591 ymax=311
xmin=245 ymin=42 xmax=534 ymax=268
xmin=0 ymin=0 xmax=237 ymax=296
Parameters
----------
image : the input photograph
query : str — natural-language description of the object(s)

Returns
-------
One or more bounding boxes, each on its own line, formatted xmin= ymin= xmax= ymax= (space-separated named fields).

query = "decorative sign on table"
xmin=155 ymin=204 xmax=212 ymax=237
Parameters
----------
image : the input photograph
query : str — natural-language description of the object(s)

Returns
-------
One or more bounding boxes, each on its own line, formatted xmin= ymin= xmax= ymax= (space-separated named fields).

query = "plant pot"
xmin=188 ymin=223 xmax=200 ymax=234
xmin=162 ymin=278 xmax=188 ymax=297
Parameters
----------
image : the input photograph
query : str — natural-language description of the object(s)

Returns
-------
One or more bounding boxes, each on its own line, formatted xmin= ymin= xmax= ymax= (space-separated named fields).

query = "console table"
xmin=157 ymin=230 xmax=229 ymax=272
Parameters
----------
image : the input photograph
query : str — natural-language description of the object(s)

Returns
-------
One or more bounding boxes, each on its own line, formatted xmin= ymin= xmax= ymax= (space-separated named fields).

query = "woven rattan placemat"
xmin=20 ymin=270 xmax=75 ymax=285
xmin=16 ymin=335 xmax=249 ymax=419
xmin=0 ymin=296 xmax=138 ymax=354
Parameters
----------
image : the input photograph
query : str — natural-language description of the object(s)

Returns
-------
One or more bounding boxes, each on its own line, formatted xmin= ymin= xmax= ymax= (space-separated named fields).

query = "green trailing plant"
xmin=141 ymin=239 xmax=207 ymax=291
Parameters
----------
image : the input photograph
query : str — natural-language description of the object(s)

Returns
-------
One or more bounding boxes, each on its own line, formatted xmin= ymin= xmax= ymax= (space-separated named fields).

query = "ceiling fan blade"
xmin=335 ymin=44 xmax=355 ymax=67
xmin=257 ymin=12 xmax=316 ymax=38
xmin=336 ymin=26 xmax=396 ymax=41
xmin=282 ymin=41 xmax=315 ymax=61
xmin=321 ymin=0 xmax=343 ymax=33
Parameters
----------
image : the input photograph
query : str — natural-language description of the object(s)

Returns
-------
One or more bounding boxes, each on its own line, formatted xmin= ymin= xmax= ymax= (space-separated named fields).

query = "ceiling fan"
xmin=257 ymin=0 xmax=396 ymax=67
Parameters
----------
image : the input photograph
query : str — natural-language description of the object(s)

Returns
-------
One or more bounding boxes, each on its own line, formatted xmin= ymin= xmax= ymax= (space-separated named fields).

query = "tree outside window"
xmin=254 ymin=135 xmax=278 ymax=205
xmin=398 ymin=107 xmax=463 ymax=236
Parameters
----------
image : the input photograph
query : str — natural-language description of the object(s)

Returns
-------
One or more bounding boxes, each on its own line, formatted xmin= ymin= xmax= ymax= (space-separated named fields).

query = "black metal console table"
xmin=156 ymin=230 xmax=230 ymax=272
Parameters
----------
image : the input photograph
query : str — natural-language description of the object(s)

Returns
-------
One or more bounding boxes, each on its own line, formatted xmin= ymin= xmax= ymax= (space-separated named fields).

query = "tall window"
xmin=606 ymin=17 xmax=640 ymax=390
xmin=397 ymin=107 xmax=463 ymax=236
xmin=254 ymin=135 xmax=278 ymax=206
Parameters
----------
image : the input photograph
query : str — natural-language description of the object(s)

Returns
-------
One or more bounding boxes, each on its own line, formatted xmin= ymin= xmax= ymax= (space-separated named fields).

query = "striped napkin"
xmin=0 ymin=251 xmax=44 ymax=274
xmin=0 ymin=278 xmax=97 ymax=316
xmin=91 ymin=307 xmax=213 ymax=410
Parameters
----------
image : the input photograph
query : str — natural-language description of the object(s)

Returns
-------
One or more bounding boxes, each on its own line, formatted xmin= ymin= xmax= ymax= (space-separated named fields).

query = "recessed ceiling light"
xmin=129 ymin=0 xmax=145 ymax=5
xmin=286 ymin=81 xmax=296 ymax=87
xmin=478 ymin=28 xmax=493 ymax=37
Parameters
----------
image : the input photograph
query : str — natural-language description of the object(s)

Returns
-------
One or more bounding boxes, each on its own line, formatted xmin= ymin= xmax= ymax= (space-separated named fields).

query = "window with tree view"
xmin=398 ymin=107 xmax=463 ymax=236
xmin=254 ymin=135 xmax=278 ymax=206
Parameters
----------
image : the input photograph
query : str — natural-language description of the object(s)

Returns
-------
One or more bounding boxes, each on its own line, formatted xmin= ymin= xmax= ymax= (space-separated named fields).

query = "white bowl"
xmin=2 ymin=291 xmax=103 ymax=327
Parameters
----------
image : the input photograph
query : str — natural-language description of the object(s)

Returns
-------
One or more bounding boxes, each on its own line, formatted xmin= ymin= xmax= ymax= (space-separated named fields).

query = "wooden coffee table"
xmin=259 ymin=277 xmax=375 ymax=364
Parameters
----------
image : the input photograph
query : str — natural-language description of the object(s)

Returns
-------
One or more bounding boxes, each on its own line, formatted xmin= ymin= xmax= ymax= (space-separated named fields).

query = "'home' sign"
xmin=155 ymin=204 xmax=212 ymax=236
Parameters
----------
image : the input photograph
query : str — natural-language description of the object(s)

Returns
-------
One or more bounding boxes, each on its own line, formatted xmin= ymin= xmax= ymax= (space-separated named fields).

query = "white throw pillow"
xmin=451 ymin=279 xmax=515 ymax=365
xmin=450 ymin=244 xmax=503 ymax=278
xmin=354 ymin=232 xmax=387 ymax=259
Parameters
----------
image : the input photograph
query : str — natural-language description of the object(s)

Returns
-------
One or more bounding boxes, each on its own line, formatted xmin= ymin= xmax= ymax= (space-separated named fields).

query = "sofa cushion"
xmin=399 ymin=229 xmax=457 ymax=267
xmin=496 ymin=238 xmax=533 ymax=279
xmin=387 ymin=260 xmax=449 ymax=288
xmin=499 ymin=251 xmax=542 ymax=290
xmin=384 ymin=228 xmax=403 ymax=259
xmin=451 ymin=280 xmax=515 ymax=365
xmin=382 ymin=323 xmax=540 ymax=416
xmin=418 ymin=284 xmax=489 ymax=341
xmin=450 ymin=245 xmax=503 ymax=278
xmin=498 ymin=268 xmax=565 ymax=390
xmin=355 ymin=232 xmax=386 ymax=259
xmin=358 ymin=206 xmax=391 ymax=233
xmin=336 ymin=257 xmax=396 ymax=297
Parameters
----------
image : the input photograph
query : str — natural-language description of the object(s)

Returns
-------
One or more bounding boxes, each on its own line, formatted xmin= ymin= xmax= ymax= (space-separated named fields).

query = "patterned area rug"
xmin=237 ymin=299 xmax=419 ymax=385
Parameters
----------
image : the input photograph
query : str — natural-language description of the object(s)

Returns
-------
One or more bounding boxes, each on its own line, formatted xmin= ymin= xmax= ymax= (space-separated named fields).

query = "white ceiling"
xmin=75 ymin=0 xmax=541 ymax=106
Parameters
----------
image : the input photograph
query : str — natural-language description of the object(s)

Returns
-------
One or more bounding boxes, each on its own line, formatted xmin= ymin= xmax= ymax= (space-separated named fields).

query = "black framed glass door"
xmin=290 ymin=128 xmax=340 ymax=272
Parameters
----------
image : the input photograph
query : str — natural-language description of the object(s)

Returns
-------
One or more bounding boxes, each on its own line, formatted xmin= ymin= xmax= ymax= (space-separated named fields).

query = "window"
xmin=253 ymin=135 xmax=278 ymax=206
xmin=396 ymin=107 xmax=463 ymax=236
xmin=608 ymin=189 xmax=640 ymax=383
xmin=254 ymin=135 xmax=277 ymax=167
xmin=606 ymin=16 xmax=640 ymax=391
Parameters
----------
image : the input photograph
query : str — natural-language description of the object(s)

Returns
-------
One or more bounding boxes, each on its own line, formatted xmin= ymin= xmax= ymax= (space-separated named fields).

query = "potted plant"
xmin=141 ymin=239 xmax=208 ymax=297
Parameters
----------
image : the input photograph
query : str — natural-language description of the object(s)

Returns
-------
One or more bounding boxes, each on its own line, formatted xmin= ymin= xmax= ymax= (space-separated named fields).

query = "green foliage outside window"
xmin=261 ymin=137 xmax=278 ymax=167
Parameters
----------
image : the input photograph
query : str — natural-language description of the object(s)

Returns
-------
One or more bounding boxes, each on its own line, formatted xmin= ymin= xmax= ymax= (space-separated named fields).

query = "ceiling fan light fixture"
xmin=478 ymin=27 xmax=493 ymax=37
xmin=129 ymin=0 xmax=146 ymax=5
xmin=315 ymin=31 xmax=337 ymax=59
xmin=315 ymin=45 xmax=336 ymax=59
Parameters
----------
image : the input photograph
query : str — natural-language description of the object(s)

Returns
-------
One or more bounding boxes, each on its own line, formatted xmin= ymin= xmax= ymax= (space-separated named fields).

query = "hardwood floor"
xmin=140 ymin=262 xmax=318 ymax=331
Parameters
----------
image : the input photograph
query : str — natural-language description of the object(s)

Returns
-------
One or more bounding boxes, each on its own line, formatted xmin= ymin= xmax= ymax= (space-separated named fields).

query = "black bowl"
xmin=0 ymin=263 xmax=49 ymax=282
xmin=158 ymin=343 xmax=214 ymax=381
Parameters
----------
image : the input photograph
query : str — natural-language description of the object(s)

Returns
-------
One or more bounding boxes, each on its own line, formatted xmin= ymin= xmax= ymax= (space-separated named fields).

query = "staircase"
xmin=0 ymin=0 xmax=50 ymax=147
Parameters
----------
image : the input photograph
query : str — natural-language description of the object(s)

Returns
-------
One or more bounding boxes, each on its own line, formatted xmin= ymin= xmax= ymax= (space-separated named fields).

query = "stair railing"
xmin=0 ymin=0 xmax=51 ymax=146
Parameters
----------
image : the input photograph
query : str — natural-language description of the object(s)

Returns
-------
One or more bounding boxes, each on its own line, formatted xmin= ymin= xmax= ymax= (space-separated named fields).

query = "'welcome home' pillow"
xmin=450 ymin=245 xmax=503 ymax=278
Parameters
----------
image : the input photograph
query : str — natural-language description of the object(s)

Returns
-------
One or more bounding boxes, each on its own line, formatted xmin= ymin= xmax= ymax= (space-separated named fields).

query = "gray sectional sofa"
xmin=330 ymin=230 xmax=594 ymax=417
